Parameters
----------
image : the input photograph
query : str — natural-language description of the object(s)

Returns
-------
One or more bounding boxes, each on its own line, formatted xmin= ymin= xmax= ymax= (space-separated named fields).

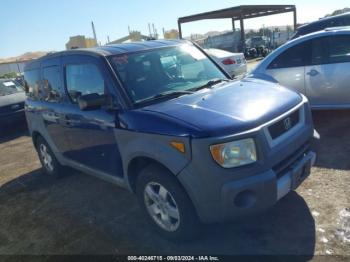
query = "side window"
xmin=24 ymin=69 xmax=40 ymax=100
xmin=268 ymin=43 xmax=308 ymax=69
xmin=65 ymin=63 xmax=105 ymax=103
xmin=328 ymin=35 xmax=350 ymax=64
xmin=311 ymin=38 xmax=328 ymax=65
xmin=42 ymin=66 xmax=62 ymax=102
xmin=344 ymin=16 xmax=350 ymax=25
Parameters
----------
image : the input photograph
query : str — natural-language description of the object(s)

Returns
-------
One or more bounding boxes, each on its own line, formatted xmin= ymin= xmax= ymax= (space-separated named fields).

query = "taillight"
xmin=222 ymin=58 xmax=236 ymax=65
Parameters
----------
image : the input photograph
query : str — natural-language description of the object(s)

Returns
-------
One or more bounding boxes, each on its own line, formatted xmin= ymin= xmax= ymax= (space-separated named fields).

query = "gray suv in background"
xmin=292 ymin=12 xmax=350 ymax=39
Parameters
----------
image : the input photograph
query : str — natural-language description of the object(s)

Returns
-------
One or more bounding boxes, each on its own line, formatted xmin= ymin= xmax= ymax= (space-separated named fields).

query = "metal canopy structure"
xmin=178 ymin=5 xmax=297 ymax=48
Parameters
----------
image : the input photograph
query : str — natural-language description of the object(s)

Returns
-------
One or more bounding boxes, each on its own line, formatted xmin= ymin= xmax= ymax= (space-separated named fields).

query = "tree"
xmin=164 ymin=29 xmax=179 ymax=39
xmin=325 ymin=7 xmax=350 ymax=17
xmin=0 ymin=72 xmax=18 ymax=79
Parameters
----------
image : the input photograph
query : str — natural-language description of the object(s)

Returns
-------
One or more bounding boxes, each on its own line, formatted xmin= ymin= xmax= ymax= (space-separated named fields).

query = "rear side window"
xmin=42 ymin=66 xmax=62 ymax=102
xmin=65 ymin=63 xmax=105 ymax=103
xmin=268 ymin=43 xmax=308 ymax=69
xmin=328 ymin=35 xmax=350 ymax=64
xmin=24 ymin=69 xmax=40 ymax=100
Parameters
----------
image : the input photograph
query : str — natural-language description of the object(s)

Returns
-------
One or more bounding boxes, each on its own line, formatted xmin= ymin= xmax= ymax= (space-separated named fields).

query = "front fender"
xmin=114 ymin=129 xmax=192 ymax=182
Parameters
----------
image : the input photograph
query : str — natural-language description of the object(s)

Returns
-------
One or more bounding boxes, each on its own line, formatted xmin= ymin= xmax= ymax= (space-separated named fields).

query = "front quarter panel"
xmin=114 ymin=129 xmax=191 ymax=189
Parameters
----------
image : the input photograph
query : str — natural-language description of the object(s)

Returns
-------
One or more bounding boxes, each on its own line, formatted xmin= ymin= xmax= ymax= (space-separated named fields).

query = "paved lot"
xmin=0 ymin=110 xmax=349 ymax=257
xmin=246 ymin=58 xmax=261 ymax=72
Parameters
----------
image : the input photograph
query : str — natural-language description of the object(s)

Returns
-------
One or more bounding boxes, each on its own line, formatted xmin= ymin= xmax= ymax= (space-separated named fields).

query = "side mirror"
xmin=78 ymin=93 xmax=110 ymax=111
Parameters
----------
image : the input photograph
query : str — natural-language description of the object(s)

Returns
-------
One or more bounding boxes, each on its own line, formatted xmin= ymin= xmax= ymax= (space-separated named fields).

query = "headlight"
xmin=210 ymin=138 xmax=257 ymax=168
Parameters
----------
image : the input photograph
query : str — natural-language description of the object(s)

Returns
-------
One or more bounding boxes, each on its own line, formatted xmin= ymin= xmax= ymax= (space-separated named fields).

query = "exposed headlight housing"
xmin=210 ymin=138 xmax=257 ymax=168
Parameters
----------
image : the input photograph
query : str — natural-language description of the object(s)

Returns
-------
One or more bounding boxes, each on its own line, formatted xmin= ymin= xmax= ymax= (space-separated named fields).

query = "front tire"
xmin=136 ymin=164 xmax=201 ymax=241
xmin=35 ymin=136 xmax=63 ymax=178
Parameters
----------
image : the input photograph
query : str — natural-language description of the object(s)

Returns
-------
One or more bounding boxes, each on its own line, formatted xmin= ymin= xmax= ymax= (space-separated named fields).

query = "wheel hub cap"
xmin=144 ymin=182 xmax=180 ymax=232
xmin=39 ymin=144 xmax=54 ymax=172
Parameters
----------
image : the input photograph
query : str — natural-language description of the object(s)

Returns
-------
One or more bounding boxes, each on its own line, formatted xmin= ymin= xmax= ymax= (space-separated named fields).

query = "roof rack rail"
xmin=324 ymin=26 xmax=350 ymax=31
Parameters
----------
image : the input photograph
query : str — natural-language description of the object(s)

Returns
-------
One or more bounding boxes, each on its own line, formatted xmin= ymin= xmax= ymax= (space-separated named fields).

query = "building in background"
xmin=0 ymin=61 xmax=26 ymax=76
xmin=0 ymin=51 xmax=50 ymax=76
xmin=189 ymin=31 xmax=242 ymax=52
xmin=164 ymin=29 xmax=179 ymax=39
xmin=271 ymin=27 xmax=293 ymax=48
xmin=107 ymin=31 xmax=150 ymax=45
xmin=65 ymin=35 xmax=98 ymax=50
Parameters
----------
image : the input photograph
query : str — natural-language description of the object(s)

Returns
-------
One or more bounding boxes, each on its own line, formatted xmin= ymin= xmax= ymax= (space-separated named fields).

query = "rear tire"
xmin=35 ymin=136 xmax=64 ymax=178
xmin=136 ymin=163 xmax=201 ymax=241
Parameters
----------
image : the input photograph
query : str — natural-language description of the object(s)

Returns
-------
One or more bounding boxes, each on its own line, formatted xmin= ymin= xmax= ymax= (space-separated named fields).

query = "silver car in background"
xmin=205 ymin=48 xmax=247 ymax=77
xmin=250 ymin=27 xmax=350 ymax=109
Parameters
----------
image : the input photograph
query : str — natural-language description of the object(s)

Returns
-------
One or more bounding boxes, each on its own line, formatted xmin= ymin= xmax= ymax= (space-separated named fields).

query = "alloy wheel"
xmin=144 ymin=182 xmax=180 ymax=232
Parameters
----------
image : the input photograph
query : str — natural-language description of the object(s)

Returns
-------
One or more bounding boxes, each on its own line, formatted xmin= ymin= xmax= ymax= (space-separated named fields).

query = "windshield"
xmin=0 ymin=80 xmax=24 ymax=96
xmin=110 ymin=44 xmax=228 ymax=104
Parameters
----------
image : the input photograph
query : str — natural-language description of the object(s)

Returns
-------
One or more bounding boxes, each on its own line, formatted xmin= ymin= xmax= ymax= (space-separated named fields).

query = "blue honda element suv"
xmin=24 ymin=40 xmax=316 ymax=240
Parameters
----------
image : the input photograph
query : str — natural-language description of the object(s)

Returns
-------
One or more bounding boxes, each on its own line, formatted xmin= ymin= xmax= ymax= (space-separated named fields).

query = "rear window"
xmin=24 ymin=69 xmax=40 ymax=100
xmin=0 ymin=80 xmax=23 ymax=96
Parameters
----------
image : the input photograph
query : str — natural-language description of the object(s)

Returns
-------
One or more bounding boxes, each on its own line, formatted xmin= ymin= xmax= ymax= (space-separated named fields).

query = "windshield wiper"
xmin=190 ymin=78 xmax=229 ymax=91
xmin=137 ymin=90 xmax=194 ymax=104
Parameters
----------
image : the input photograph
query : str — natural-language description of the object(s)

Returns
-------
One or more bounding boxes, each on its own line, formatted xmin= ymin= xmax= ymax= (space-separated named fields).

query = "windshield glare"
xmin=0 ymin=80 xmax=23 ymax=96
xmin=110 ymin=44 xmax=227 ymax=104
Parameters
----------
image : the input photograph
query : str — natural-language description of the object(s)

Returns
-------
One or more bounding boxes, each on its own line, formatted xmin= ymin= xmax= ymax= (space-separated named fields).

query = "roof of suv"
xmin=291 ymin=26 xmax=350 ymax=43
xmin=24 ymin=39 xmax=187 ymax=70
xmin=48 ymin=39 xmax=186 ymax=58
xmin=24 ymin=39 xmax=189 ymax=71
xmin=298 ymin=12 xmax=350 ymax=30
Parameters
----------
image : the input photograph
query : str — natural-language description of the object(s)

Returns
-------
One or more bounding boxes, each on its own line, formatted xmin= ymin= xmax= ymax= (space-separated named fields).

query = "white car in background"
xmin=250 ymin=27 xmax=350 ymax=109
xmin=204 ymin=48 xmax=247 ymax=77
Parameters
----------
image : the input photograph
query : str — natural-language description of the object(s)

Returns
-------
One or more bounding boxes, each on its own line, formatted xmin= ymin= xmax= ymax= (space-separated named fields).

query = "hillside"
xmin=0 ymin=51 xmax=53 ymax=64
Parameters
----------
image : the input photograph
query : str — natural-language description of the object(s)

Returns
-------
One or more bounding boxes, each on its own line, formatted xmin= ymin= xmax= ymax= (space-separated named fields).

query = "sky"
xmin=0 ymin=0 xmax=348 ymax=58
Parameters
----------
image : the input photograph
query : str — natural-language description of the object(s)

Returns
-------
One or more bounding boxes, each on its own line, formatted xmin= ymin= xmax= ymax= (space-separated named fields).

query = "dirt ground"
xmin=0 ymin=110 xmax=349 ymax=258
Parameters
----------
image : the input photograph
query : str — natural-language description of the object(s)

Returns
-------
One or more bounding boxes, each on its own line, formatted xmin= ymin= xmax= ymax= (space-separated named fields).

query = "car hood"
xmin=142 ymin=78 xmax=303 ymax=137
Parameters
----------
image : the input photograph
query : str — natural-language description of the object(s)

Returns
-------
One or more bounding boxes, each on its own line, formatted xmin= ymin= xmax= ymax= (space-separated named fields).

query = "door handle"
xmin=61 ymin=115 xmax=73 ymax=126
xmin=307 ymin=69 xmax=319 ymax=77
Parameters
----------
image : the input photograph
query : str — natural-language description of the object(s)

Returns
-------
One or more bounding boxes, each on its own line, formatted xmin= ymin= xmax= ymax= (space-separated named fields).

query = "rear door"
xmin=304 ymin=35 xmax=350 ymax=106
xmin=266 ymin=41 xmax=310 ymax=95
xmin=61 ymin=54 xmax=123 ymax=176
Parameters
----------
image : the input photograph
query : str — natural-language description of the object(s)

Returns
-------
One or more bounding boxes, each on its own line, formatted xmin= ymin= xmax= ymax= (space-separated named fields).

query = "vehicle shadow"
xmin=0 ymin=169 xmax=315 ymax=257
xmin=311 ymin=110 xmax=350 ymax=170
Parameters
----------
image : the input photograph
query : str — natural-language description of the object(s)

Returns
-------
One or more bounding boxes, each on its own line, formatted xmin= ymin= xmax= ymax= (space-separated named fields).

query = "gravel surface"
xmin=0 ymin=110 xmax=349 ymax=258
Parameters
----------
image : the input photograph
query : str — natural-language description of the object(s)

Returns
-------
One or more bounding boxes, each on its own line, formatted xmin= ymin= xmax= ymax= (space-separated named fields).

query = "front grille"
xmin=273 ymin=141 xmax=310 ymax=179
xmin=268 ymin=109 xmax=300 ymax=139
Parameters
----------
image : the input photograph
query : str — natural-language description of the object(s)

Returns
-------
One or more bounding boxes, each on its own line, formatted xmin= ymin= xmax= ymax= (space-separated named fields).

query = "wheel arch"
xmin=31 ymin=130 xmax=43 ymax=148
xmin=127 ymin=156 xmax=174 ymax=193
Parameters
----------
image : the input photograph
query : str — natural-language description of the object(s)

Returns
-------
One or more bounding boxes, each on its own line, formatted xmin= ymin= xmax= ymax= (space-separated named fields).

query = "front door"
xmin=266 ymin=41 xmax=309 ymax=95
xmin=61 ymin=55 xmax=123 ymax=176
xmin=305 ymin=35 xmax=350 ymax=107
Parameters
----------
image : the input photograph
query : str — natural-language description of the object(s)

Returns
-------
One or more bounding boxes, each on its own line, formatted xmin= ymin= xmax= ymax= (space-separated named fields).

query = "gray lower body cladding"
xmin=177 ymin=105 xmax=315 ymax=223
